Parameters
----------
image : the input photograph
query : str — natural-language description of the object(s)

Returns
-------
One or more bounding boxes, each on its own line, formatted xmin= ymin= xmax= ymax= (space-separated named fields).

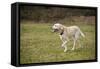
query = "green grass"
xmin=20 ymin=22 xmax=96 ymax=64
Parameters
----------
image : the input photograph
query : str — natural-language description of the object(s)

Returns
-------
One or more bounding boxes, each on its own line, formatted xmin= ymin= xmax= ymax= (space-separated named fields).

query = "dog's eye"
xmin=54 ymin=25 xmax=57 ymax=27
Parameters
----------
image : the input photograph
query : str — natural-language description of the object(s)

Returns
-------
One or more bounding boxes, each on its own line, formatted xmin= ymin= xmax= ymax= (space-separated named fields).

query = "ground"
xmin=20 ymin=21 xmax=96 ymax=64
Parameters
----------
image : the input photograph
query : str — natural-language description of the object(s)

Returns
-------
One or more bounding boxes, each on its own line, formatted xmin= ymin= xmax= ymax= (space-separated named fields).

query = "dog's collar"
xmin=60 ymin=31 xmax=64 ymax=35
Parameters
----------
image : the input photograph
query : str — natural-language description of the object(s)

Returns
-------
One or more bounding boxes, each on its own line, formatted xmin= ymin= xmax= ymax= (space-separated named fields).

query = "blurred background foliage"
xmin=20 ymin=5 xmax=96 ymax=24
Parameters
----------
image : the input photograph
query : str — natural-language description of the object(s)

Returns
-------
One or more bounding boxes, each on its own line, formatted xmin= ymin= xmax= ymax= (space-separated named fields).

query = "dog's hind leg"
xmin=71 ymin=39 xmax=76 ymax=50
xmin=71 ymin=34 xmax=78 ymax=50
xmin=71 ymin=31 xmax=80 ymax=50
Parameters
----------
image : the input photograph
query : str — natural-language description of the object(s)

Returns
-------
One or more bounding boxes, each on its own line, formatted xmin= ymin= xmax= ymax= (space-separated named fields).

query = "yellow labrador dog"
xmin=52 ymin=23 xmax=85 ymax=52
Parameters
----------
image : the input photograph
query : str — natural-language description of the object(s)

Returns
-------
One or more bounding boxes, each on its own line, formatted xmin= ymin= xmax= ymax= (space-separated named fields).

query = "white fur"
xmin=52 ymin=23 xmax=85 ymax=52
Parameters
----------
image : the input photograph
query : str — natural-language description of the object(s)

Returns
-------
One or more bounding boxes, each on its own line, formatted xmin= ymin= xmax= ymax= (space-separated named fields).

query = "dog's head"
xmin=52 ymin=23 xmax=64 ymax=33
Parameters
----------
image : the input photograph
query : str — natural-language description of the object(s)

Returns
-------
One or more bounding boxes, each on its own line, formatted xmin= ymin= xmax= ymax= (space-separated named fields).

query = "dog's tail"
xmin=79 ymin=30 xmax=85 ymax=37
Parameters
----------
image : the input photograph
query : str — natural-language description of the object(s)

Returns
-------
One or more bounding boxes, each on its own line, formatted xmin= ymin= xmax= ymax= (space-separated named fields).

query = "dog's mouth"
xmin=52 ymin=29 xmax=59 ymax=32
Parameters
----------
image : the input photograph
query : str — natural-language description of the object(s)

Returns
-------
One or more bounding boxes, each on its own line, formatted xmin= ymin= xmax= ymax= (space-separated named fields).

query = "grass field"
xmin=20 ymin=21 xmax=96 ymax=64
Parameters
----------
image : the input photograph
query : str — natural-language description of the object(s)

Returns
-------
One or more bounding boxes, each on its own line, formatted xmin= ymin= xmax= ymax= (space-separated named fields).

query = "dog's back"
xmin=64 ymin=26 xmax=85 ymax=38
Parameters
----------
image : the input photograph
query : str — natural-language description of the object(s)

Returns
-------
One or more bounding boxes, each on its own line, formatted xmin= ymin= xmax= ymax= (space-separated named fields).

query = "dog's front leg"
xmin=61 ymin=41 xmax=67 ymax=47
xmin=61 ymin=41 xmax=67 ymax=52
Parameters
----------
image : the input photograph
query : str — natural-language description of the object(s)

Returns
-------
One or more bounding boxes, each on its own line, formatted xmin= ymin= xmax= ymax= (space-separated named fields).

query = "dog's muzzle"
xmin=52 ymin=29 xmax=58 ymax=32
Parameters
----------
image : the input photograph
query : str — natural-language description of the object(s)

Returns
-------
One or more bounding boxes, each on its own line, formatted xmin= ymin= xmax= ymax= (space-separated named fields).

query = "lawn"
xmin=20 ymin=21 xmax=96 ymax=64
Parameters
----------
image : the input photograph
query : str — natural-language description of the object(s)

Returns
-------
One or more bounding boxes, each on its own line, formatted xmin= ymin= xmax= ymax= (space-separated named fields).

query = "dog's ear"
xmin=60 ymin=26 xmax=64 ymax=35
xmin=60 ymin=25 xmax=64 ymax=31
xmin=60 ymin=26 xmax=64 ymax=33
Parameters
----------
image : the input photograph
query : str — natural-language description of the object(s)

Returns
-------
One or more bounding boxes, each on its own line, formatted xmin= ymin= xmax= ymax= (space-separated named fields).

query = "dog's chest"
xmin=59 ymin=30 xmax=73 ymax=41
xmin=59 ymin=33 xmax=68 ymax=40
